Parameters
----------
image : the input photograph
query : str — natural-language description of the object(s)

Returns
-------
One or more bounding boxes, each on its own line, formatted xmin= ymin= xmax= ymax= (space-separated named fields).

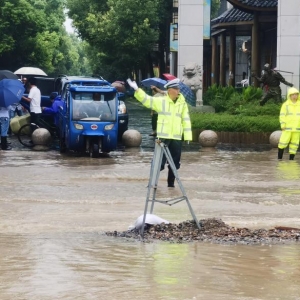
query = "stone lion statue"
xmin=181 ymin=62 xmax=203 ymax=106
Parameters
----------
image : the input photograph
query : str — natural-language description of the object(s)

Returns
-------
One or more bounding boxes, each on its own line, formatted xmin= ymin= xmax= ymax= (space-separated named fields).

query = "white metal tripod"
xmin=140 ymin=139 xmax=201 ymax=236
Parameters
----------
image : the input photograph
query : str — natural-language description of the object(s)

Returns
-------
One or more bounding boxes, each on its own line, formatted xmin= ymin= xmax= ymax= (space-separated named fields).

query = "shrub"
xmin=190 ymin=113 xmax=280 ymax=132
xmin=203 ymin=84 xmax=236 ymax=112
xmin=203 ymin=85 xmax=281 ymax=117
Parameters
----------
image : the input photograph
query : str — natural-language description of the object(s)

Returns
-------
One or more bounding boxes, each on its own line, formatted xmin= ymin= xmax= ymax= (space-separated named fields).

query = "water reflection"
xmin=2 ymin=100 xmax=300 ymax=298
xmin=276 ymin=161 xmax=300 ymax=195
xmin=276 ymin=160 xmax=300 ymax=180
xmin=1 ymin=234 xmax=300 ymax=299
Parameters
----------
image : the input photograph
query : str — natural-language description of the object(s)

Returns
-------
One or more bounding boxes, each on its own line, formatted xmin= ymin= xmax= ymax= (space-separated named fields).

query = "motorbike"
xmin=58 ymin=84 xmax=119 ymax=158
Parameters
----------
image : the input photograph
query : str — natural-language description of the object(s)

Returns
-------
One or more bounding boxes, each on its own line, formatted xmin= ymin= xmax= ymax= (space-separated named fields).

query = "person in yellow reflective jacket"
xmin=127 ymin=78 xmax=192 ymax=187
xmin=278 ymin=87 xmax=300 ymax=160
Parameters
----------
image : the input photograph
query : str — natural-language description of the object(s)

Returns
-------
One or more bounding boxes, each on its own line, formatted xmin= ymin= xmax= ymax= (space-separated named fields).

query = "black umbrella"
xmin=0 ymin=70 xmax=19 ymax=80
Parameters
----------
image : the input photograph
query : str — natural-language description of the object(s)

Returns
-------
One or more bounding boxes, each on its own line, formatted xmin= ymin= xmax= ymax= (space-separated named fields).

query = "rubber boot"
xmin=1 ymin=136 xmax=12 ymax=150
xmin=0 ymin=140 xmax=11 ymax=145
xmin=278 ymin=148 xmax=284 ymax=160
xmin=167 ymin=169 xmax=175 ymax=187
xmin=289 ymin=154 xmax=295 ymax=160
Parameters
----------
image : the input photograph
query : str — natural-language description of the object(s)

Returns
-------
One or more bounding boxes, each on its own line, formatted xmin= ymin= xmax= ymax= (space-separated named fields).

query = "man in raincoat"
xmin=278 ymin=87 xmax=300 ymax=160
xmin=42 ymin=94 xmax=64 ymax=126
xmin=127 ymin=78 xmax=192 ymax=187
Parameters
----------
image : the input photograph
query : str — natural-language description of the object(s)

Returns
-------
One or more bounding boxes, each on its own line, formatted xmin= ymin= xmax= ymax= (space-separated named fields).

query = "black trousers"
xmin=151 ymin=113 xmax=158 ymax=131
xmin=30 ymin=112 xmax=41 ymax=132
xmin=161 ymin=139 xmax=182 ymax=171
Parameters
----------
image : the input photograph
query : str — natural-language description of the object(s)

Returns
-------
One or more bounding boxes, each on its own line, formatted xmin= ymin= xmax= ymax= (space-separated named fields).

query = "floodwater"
xmin=1 ymin=100 xmax=300 ymax=299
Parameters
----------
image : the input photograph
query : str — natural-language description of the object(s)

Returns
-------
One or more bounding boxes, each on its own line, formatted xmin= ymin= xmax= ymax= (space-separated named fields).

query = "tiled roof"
xmin=212 ymin=7 xmax=253 ymax=26
xmin=232 ymin=0 xmax=277 ymax=8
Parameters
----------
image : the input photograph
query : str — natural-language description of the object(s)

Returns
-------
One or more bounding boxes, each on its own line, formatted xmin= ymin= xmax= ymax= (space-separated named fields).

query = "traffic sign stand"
xmin=140 ymin=139 xmax=201 ymax=236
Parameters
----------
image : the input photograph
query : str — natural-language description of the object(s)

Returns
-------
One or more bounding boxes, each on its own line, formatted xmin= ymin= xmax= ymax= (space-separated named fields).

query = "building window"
xmin=172 ymin=11 xmax=178 ymax=24
xmin=173 ymin=27 xmax=178 ymax=41
xmin=173 ymin=0 xmax=178 ymax=8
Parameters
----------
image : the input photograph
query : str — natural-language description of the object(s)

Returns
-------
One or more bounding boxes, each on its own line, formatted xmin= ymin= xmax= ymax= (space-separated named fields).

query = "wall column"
xmin=220 ymin=32 xmax=226 ymax=86
xmin=229 ymin=28 xmax=236 ymax=87
xmin=277 ymin=0 xmax=300 ymax=92
xmin=211 ymin=35 xmax=218 ymax=85
xmin=251 ymin=12 xmax=259 ymax=87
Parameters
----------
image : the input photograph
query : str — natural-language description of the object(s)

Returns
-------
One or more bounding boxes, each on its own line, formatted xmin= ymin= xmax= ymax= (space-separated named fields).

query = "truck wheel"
xmin=59 ymin=135 xmax=67 ymax=153
xmin=90 ymin=143 xmax=99 ymax=158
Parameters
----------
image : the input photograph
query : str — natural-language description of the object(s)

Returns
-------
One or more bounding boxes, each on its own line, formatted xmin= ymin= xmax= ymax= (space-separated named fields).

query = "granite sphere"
xmin=122 ymin=129 xmax=142 ymax=147
xmin=32 ymin=128 xmax=52 ymax=146
xmin=199 ymin=130 xmax=218 ymax=147
xmin=269 ymin=131 xmax=282 ymax=148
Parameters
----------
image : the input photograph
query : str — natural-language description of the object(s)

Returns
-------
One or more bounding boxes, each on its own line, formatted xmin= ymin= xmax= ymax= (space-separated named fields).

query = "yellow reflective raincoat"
xmin=134 ymin=89 xmax=192 ymax=141
xmin=279 ymin=87 xmax=300 ymax=131
xmin=278 ymin=87 xmax=300 ymax=153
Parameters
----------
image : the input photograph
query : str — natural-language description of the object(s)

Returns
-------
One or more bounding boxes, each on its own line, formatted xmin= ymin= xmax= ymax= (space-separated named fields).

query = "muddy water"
xmin=1 ymin=100 xmax=300 ymax=299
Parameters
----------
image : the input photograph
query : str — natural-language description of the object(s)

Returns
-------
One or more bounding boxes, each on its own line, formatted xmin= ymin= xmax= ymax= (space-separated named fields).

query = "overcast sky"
xmin=64 ymin=17 xmax=74 ymax=33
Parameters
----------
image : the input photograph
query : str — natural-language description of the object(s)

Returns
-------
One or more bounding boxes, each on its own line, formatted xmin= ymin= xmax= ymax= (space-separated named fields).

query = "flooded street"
xmin=1 ymin=99 xmax=300 ymax=299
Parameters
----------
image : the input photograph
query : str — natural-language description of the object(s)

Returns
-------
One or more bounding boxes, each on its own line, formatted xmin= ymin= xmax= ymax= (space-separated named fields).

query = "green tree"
xmin=0 ymin=0 xmax=88 ymax=76
xmin=67 ymin=0 xmax=162 ymax=80
xmin=211 ymin=0 xmax=221 ymax=19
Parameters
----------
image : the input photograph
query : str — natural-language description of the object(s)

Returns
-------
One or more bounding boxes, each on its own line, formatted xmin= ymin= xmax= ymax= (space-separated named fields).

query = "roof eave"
xmin=227 ymin=0 xmax=277 ymax=12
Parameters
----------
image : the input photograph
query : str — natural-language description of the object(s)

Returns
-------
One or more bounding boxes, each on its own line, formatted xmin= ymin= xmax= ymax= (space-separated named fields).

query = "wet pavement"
xmin=1 ymin=99 xmax=300 ymax=299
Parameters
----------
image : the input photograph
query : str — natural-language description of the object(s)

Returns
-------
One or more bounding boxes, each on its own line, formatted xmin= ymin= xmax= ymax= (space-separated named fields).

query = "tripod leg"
xmin=141 ymin=141 xmax=164 ymax=236
xmin=163 ymin=146 xmax=202 ymax=229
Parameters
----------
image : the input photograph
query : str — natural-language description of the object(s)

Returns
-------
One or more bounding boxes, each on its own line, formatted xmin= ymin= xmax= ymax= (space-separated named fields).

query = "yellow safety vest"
xmin=135 ymin=89 xmax=192 ymax=141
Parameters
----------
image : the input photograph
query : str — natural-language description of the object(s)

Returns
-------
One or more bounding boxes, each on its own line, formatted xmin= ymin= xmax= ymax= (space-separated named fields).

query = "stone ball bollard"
xmin=199 ymin=130 xmax=218 ymax=147
xmin=32 ymin=128 xmax=52 ymax=151
xmin=122 ymin=129 xmax=142 ymax=147
xmin=269 ymin=130 xmax=282 ymax=148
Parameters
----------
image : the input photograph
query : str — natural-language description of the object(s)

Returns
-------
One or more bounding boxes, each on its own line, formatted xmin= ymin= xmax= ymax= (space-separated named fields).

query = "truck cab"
xmin=57 ymin=79 xmax=119 ymax=157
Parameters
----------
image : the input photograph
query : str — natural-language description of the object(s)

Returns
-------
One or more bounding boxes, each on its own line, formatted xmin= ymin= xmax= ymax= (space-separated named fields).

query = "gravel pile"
xmin=105 ymin=218 xmax=300 ymax=245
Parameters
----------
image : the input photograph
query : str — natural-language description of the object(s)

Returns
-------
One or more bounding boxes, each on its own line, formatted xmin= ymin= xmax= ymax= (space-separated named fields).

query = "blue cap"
xmin=164 ymin=78 xmax=180 ymax=89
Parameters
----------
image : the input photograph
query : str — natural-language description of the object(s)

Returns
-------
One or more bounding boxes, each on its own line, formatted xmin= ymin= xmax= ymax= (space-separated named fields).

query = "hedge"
xmin=190 ymin=113 xmax=280 ymax=133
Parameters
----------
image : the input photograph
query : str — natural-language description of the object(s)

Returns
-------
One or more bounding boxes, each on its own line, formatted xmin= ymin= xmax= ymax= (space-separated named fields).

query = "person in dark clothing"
xmin=252 ymin=63 xmax=293 ymax=106
xmin=42 ymin=94 xmax=64 ymax=126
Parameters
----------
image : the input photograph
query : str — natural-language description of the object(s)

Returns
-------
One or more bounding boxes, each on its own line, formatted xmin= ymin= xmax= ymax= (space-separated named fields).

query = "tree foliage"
xmin=211 ymin=0 xmax=221 ymax=19
xmin=67 ymin=0 xmax=164 ymax=80
xmin=0 ymin=0 xmax=89 ymax=76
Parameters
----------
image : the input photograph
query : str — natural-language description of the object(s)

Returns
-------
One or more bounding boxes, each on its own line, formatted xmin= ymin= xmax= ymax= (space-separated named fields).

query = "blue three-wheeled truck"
xmin=57 ymin=77 xmax=120 ymax=157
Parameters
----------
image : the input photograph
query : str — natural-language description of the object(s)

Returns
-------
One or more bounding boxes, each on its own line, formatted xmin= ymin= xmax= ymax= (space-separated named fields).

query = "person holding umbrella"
xmin=0 ymin=79 xmax=25 ymax=150
xmin=0 ymin=106 xmax=12 ymax=150
xmin=127 ymin=78 xmax=192 ymax=187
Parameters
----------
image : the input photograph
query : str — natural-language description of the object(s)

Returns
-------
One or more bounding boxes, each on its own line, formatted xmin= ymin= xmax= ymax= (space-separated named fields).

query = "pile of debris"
xmin=106 ymin=218 xmax=300 ymax=245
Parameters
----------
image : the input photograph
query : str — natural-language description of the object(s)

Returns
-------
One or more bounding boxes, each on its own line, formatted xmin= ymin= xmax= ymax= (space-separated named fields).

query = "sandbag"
xmin=128 ymin=214 xmax=169 ymax=230
xmin=10 ymin=114 xmax=30 ymax=134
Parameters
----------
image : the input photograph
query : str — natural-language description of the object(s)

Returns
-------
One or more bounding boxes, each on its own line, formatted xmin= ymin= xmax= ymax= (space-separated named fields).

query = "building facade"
xmin=175 ymin=0 xmax=299 ymax=101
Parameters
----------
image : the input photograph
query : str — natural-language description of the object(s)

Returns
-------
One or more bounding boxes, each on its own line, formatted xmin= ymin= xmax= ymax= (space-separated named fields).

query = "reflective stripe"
xmin=183 ymin=117 xmax=190 ymax=121
xmin=162 ymin=99 xmax=166 ymax=112
xmin=149 ymin=97 xmax=154 ymax=109
xmin=173 ymin=134 xmax=182 ymax=139
xmin=158 ymin=111 xmax=171 ymax=116
xmin=278 ymin=142 xmax=288 ymax=146
xmin=285 ymin=127 xmax=292 ymax=130
xmin=141 ymin=94 xmax=148 ymax=104
xmin=175 ymin=113 xmax=181 ymax=117
xmin=159 ymin=133 xmax=169 ymax=137
xmin=184 ymin=128 xmax=192 ymax=132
